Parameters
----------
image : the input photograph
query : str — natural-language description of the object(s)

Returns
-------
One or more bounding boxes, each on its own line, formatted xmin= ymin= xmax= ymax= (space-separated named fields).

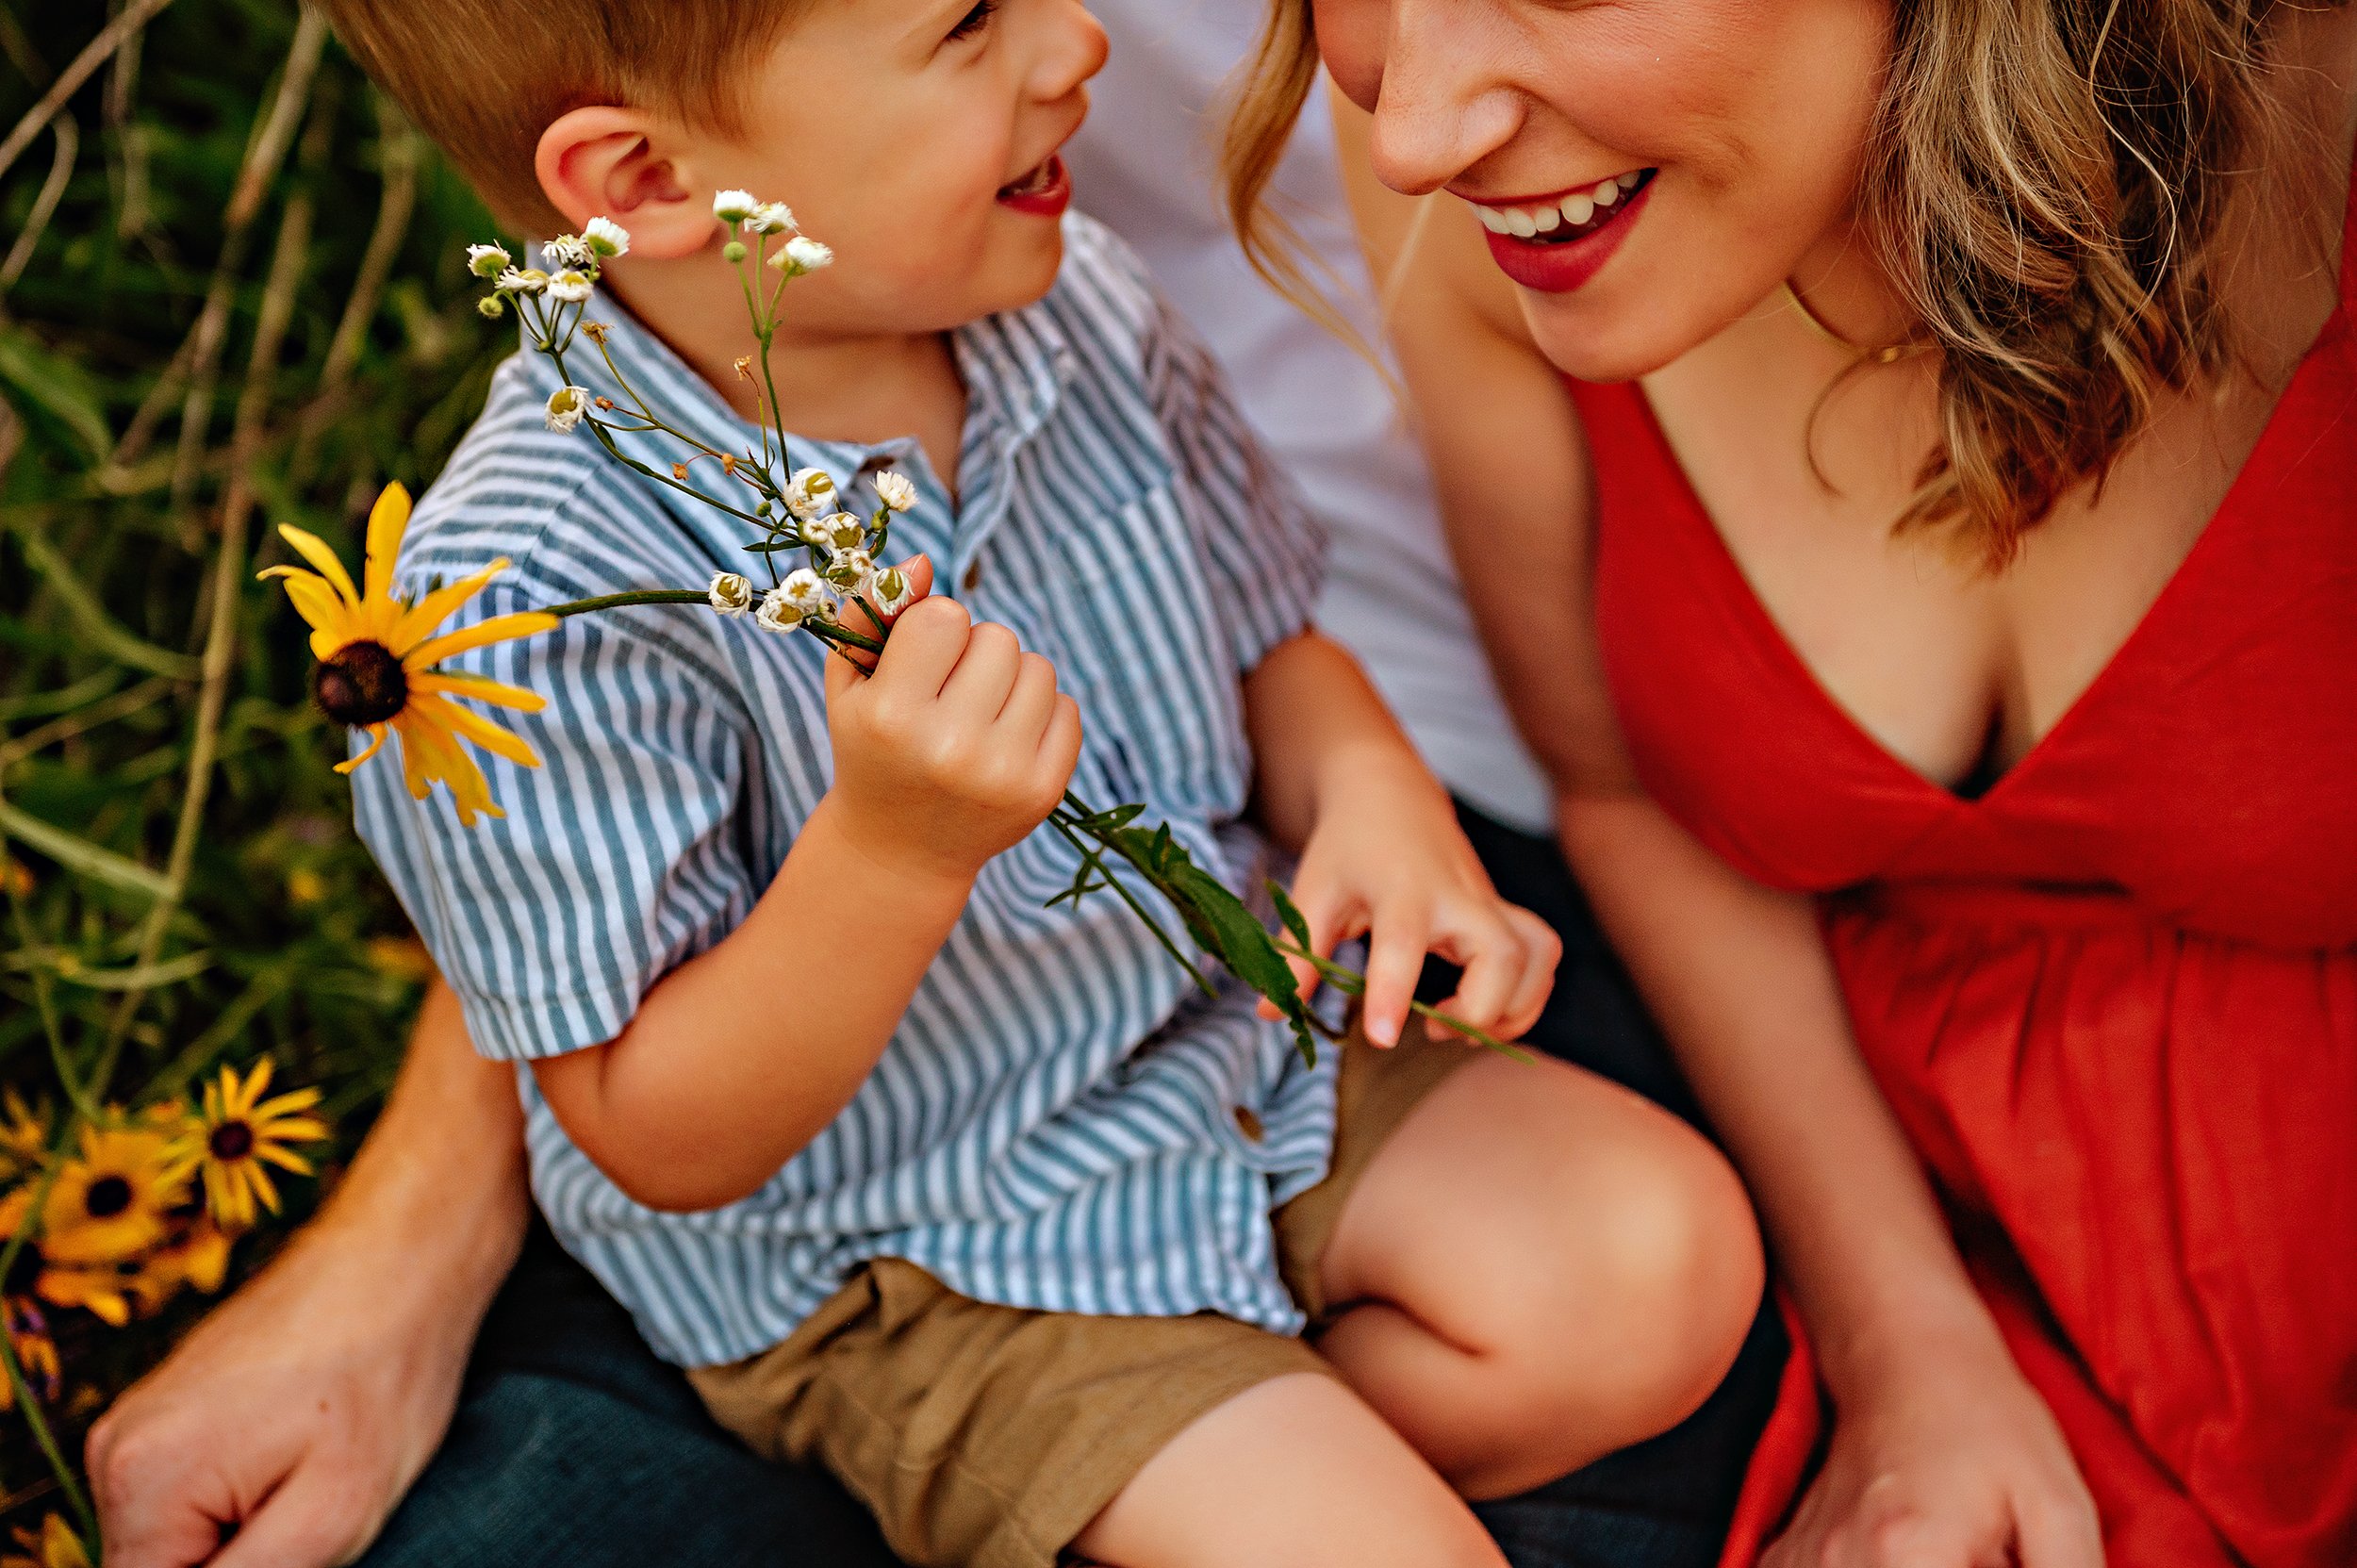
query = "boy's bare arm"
xmin=532 ymin=585 xmax=1081 ymax=1212
xmin=1244 ymin=634 xmax=1558 ymax=1049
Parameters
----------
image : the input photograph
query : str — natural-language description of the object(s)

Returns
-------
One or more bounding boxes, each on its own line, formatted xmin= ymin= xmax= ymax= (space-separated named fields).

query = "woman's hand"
xmin=1268 ymin=743 xmax=1558 ymax=1047
xmin=1766 ymin=1328 xmax=2103 ymax=1568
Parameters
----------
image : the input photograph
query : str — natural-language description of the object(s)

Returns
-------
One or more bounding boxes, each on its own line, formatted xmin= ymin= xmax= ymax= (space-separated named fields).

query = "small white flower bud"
xmin=871 ymin=471 xmax=917 ymax=513
xmin=745 ymin=202 xmax=797 ymax=235
xmin=542 ymin=235 xmax=595 ymax=272
xmin=496 ymin=266 xmax=550 ymax=295
xmin=546 ymin=268 xmax=595 ymax=304
xmin=477 ymin=295 xmax=507 ymax=320
xmin=467 ymin=242 xmax=513 ymax=278
xmin=713 ymin=189 xmax=759 ymax=223
xmin=781 ymin=568 xmax=835 ymax=618
xmin=869 ymin=565 xmax=917 ymax=617
xmin=582 ymin=217 xmax=631 ymax=258
xmin=781 ymin=236 xmax=833 ymax=274
xmin=754 ymin=586 xmax=805 ymax=633
xmin=784 ymin=467 xmax=837 ymax=520
xmin=817 ymin=512 xmax=868 ymax=554
xmin=722 ymin=239 xmax=748 ymax=264
xmin=544 ymin=386 xmax=590 ymax=433
xmin=824 ymin=547 xmax=875 ymax=588
xmin=707 ymin=572 xmax=754 ymax=616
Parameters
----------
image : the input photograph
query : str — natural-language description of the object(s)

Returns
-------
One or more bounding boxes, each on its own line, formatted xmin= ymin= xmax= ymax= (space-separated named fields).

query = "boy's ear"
xmin=534 ymin=107 xmax=712 ymax=259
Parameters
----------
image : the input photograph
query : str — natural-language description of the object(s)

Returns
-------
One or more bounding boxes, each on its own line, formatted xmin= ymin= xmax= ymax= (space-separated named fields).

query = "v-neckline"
xmin=1618 ymin=158 xmax=2357 ymax=812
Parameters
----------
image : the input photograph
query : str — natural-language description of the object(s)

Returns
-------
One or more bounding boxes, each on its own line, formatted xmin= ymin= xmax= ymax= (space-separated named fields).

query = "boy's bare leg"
xmin=1071 ymin=1373 xmax=1507 ymax=1568
xmin=1319 ymin=1052 xmax=1765 ymax=1499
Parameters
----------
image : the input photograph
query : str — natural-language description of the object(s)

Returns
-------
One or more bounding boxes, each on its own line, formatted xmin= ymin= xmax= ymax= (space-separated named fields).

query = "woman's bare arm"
xmin=90 ymin=979 xmax=529 ymax=1568
xmin=1328 ymin=103 xmax=2101 ymax=1568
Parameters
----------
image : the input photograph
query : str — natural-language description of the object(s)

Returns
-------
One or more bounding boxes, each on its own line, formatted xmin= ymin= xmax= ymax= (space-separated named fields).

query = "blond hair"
xmin=1226 ymin=0 xmax=2347 ymax=564
xmin=315 ymin=0 xmax=811 ymax=234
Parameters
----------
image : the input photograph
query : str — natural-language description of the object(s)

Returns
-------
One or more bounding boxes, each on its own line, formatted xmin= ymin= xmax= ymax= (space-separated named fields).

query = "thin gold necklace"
xmin=1779 ymin=279 xmax=1920 ymax=366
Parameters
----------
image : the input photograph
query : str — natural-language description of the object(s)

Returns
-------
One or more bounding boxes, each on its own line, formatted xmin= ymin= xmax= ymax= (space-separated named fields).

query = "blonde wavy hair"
xmin=1225 ymin=0 xmax=2347 ymax=563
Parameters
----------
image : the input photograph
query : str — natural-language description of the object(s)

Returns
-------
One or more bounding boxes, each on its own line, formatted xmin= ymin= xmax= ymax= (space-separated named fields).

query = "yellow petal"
xmin=411 ymin=692 xmax=542 ymax=769
xmin=393 ymin=711 xmax=502 ymax=826
xmin=234 ymin=1059 xmax=272 ymax=1112
xmin=335 ymin=724 xmax=389 ymax=774
xmin=274 ymin=525 xmax=360 ymax=608
xmin=253 ymin=1085 xmax=321 ymax=1118
xmin=246 ymin=1162 xmax=282 ymax=1215
xmin=384 ymin=558 xmax=513 ymax=656
xmin=402 ymin=612 xmax=560 ymax=671
xmin=364 ymin=483 xmax=411 ymax=605
xmin=412 ymin=671 xmax=548 ymax=712
xmin=276 ymin=572 xmax=354 ymax=646
xmin=255 ymin=1145 xmax=316 ymax=1176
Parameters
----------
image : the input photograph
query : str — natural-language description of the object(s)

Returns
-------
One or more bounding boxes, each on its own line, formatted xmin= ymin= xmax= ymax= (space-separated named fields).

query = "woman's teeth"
xmin=1472 ymin=171 xmax=1650 ymax=242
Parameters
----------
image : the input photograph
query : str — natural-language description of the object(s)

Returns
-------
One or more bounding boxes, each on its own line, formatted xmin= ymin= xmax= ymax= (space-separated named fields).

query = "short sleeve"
xmin=1140 ymin=291 xmax=1329 ymax=674
xmin=352 ymin=559 xmax=757 ymax=1063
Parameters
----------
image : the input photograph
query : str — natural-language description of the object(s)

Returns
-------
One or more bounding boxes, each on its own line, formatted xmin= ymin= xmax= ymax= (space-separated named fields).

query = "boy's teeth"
xmin=1469 ymin=170 xmax=1652 ymax=244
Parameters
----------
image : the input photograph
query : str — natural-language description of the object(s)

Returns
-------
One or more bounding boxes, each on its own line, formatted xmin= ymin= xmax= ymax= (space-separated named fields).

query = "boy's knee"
xmin=1572 ymin=1119 xmax=1763 ymax=1434
xmin=1466 ymin=1113 xmax=1761 ymax=1459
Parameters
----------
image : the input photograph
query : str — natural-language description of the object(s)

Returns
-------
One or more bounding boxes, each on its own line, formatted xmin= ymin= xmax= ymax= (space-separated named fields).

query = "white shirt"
xmin=1065 ymin=0 xmax=1556 ymax=834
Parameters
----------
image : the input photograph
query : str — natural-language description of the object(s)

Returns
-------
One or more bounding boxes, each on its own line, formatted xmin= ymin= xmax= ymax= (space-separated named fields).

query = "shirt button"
xmin=962 ymin=561 xmax=983 ymax=592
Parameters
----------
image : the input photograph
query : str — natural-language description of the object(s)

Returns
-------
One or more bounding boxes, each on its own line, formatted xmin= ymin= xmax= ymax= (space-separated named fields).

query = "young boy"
xmin=325 ymin=1 xmax=1765 ymax=1564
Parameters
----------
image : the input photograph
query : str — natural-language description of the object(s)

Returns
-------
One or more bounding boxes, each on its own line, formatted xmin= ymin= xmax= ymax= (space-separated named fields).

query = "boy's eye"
xmin=947 ymin=0 xmax=997 ymax=42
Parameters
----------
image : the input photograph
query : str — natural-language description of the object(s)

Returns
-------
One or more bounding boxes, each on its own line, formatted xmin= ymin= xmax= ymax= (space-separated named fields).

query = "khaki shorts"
xmin=688 ymin=1022 xmax=1471 ymax=1568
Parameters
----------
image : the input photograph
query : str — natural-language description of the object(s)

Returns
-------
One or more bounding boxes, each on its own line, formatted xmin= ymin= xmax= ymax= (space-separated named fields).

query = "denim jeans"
xmin=360 ymin=805 xmax=1782 ymax=1568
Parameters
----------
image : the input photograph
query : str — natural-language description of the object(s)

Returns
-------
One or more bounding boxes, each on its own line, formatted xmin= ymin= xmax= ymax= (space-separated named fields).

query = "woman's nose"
xmin=1367 ymin=0 xmax=1525 ymax=196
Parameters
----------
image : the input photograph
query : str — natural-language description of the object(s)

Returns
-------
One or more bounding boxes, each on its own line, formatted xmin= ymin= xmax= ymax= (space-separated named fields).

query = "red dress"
xmin=1573 ymin=169 xmax=2357 ymax=1566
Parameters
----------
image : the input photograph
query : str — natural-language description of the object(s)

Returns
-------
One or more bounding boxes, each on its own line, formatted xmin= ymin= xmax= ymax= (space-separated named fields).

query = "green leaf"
xmin=0 ymin=323 xmax=113 ymax=465
xmin=0 ymin=800 xmax=172 ymax=900
xmin=1268 ymin=879 xmax=1313 ymax=950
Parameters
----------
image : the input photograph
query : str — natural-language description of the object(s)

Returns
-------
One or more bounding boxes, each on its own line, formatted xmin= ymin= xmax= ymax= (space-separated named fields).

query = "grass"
xmin=0 ymin=1 xmax=504 ymax=1535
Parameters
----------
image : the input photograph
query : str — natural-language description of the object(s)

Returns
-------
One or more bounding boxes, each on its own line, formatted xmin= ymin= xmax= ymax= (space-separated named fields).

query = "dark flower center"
xmin=312 ymin=640 xmax=408 ymax=727
xmin=208 ymin=1120 xmax=255 ymax=1161
xmin=85 ymin=1176 xmax=133 ymax=1219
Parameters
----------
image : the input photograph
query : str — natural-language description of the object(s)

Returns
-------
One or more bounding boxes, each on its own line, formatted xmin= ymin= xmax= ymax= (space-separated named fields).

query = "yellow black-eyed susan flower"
xmin=0 ymin=1297 xmax=60 ymax=1409
xmin=127 ymin=1218 xmax=233 ymax=1314
xmin=0 ymin=1092 xmax=47 ymax=1183
xmin=260 ymin=482 xmax=557 ymax=827
xmin=169 ymin=1061 xmax=328 ymax=1230
xmin=0 ymin=1513 xmax=89 ymax=1568
xmin=38 ymin=1126 xmax=182 ymax=1270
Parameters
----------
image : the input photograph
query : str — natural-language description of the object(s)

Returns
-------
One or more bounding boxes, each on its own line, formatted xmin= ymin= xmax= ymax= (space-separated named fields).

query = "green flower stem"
xmin=1047 ymin=808 xmax=1216 ymax=996
xmin=1278 ymin=942 xmax=1535 ymax=1065
xmin=541 ymin=589 xmax=714 ymax=618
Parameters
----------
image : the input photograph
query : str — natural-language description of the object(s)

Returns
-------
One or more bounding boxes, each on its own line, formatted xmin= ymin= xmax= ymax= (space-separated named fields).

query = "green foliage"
xmin=0 ymin=0 xmax=505 ymax=1528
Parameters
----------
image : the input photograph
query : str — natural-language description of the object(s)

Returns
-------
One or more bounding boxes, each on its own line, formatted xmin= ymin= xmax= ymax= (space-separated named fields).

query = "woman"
xmin=1228 ymin=1 xmax=2357 ymax=1564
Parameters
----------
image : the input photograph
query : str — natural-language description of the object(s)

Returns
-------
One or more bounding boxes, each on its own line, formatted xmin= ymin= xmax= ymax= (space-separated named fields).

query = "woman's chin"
xmin=1516 ymin=296 xmax=1690 ymax=387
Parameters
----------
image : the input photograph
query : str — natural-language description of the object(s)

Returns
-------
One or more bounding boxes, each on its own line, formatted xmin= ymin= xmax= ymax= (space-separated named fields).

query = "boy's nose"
xmin=1034 ymin=0 xmax=1110 ymax=97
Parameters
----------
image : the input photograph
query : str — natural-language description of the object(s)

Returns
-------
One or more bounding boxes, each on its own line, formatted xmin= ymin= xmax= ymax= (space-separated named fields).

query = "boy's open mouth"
xmin=996 ymin=154 xmax=1071 ymax=217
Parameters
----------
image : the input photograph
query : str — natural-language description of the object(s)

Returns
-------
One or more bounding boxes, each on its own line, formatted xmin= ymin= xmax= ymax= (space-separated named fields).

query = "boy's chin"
xmin=962 ymin=228 xmax=1067 ymax=318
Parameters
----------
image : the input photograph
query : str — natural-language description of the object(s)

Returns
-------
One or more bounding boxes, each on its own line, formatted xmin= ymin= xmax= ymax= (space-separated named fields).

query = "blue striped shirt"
xmin=352 ymin=216 xmax=1341 ymax=1367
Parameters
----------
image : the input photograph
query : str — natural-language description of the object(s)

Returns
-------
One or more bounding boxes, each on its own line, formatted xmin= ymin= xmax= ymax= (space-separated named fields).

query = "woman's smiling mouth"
xmin=1463 ymin=169 xmax=1656 ymax=294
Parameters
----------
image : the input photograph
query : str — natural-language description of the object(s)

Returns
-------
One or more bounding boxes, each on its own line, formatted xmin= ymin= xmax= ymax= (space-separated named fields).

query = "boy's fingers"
xmin=940 ymin=620 xmax=1023 ymax=715
xmin=1359 ymin=904 xmax=1429 ymax=1048
xmin=1034 ymin=694 xmax=1083 ymax=799
xmin=999 ymin=652 xmax=1061 ymax=737
xmin=1262 ymin=881 xmax=1346 ymax=1018
xmin=830 ymin=553 xmax=932 ymax=674
xmin=869 ymin=594 xmax=971 ymax=696
xmin=1492 ymin=906 xmax=1560 ymax=1039
xmin=1433 ymin=910 xmax=1520 ymax=1036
